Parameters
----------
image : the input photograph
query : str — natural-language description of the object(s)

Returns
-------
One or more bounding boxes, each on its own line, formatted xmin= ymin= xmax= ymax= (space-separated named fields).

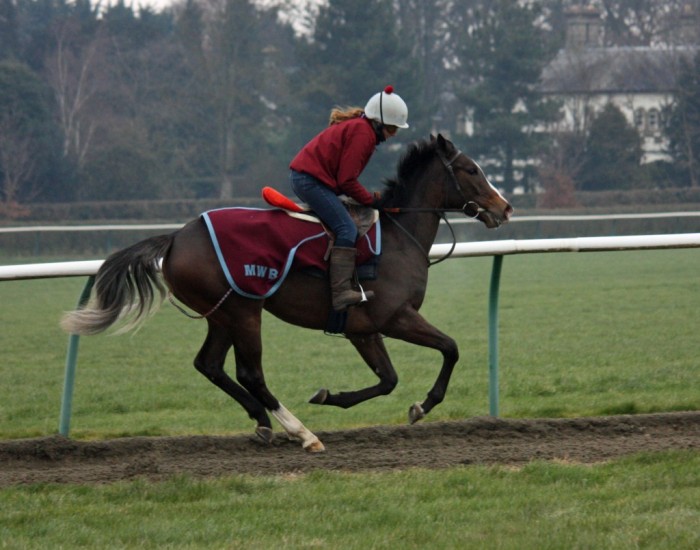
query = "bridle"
xmin=437 ymin=149 xmax=487 ymax=220
xmin=383 ymin=149 xmax=485 ymax=218
xmin=383 ymin=148 xmax=486 ymax=266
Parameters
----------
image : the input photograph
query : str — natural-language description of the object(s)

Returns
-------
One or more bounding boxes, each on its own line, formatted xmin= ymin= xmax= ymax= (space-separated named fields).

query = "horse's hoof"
xmin=309 ymin=388 xmax=328 ymax=405
xmin=303 ymin=439 xmax=326 ymax=453
xmin=255 ymin=426 xmax=274 ymax=444
xmin=408 ymin=402 xmax=425 ymax=424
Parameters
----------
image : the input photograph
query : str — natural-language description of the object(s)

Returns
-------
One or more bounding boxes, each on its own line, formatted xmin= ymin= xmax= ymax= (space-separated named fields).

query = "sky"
xmin=129 ymin=0 xmax=323 ymax=35
xmin=134 ymin=0 xmax=323 ymax=16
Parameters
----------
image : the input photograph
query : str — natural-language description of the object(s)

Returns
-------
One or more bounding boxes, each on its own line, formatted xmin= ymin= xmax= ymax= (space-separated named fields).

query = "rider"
xmin=289 ymin=85 xmax=409 ymax=311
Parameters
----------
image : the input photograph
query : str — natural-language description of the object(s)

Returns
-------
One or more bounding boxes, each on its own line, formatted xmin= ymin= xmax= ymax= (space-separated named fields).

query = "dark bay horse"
xmin=61 ymin=134 xmax=512 ymax=452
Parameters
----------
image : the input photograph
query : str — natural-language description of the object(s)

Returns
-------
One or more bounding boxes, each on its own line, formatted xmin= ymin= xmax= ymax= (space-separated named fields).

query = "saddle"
xmin=262 ymin=186 xmax=378 ymax=247
xmin=201 ymin=203 xmax=380 ymax=301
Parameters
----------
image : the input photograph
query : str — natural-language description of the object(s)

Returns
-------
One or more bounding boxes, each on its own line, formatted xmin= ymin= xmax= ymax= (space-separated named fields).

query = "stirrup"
xmin=358 ymin=283 xmax=370 ymax=303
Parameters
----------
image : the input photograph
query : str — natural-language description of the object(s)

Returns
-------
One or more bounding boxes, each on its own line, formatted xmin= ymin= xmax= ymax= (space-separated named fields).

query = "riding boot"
xmin=330 ymin=246 xmax=375 ymax=311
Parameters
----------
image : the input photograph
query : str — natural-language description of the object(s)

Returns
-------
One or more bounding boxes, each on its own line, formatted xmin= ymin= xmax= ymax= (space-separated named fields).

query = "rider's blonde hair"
xmin=329 ymin=107 xmax=364 ymax=126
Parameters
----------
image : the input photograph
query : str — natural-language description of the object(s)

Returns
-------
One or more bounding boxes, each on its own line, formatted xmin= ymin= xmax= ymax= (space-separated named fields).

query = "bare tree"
xmin=537 ymin=119 xmax=585 ymax=208
xmin=0 ymin=113 xmax=37 ymax=217
xmin=45 ymin=21 xmax=105 ymax=170
xmin=668 ymin=54 xmax=700 ymax=188
xmin=201 ymin=0 xmax=268 ymax=199
xmin=600 ymin=0 xmax=689 ymax=46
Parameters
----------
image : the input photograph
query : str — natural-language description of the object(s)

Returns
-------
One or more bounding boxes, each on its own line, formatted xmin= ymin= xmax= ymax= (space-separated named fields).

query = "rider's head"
xmin=364 ymin=86 xmax=409 ymax=132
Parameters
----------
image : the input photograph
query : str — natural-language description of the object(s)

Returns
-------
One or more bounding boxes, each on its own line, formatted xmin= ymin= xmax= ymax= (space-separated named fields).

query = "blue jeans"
xmin=289 ymin=170 xmax=358 ymax=247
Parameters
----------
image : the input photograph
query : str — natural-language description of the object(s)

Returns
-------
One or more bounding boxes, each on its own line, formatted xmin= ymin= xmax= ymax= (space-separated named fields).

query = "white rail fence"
xmin=2 ymin=211 xmax=700 ymax=256
xmin=1 ymin=211 xmax=699 ymax=237
xmin=2 ymin=231 xmax=700 ymax=436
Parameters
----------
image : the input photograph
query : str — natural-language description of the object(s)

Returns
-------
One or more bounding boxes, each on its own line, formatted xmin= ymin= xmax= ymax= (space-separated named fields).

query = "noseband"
xmin=436 ymin=149 xmax=486 ymax=219
xmin=383 ymin=147 xmax=487 ymax=266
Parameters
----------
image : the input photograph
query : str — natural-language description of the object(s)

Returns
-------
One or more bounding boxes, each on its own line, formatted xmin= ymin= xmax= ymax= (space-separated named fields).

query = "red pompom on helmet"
xmin=364 ymin=85 xmax=409 ymax=128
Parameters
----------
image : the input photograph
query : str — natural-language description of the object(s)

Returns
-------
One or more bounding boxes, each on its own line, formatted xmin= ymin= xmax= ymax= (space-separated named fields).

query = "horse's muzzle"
xmin=481 ymin=203 xmax=513 ymax=229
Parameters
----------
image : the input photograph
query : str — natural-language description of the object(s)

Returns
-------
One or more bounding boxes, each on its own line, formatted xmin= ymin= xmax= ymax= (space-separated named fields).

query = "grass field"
xmin=1 ymin=452 xmax=698 ymax=548
xmin=1 ymin=249 xmax=699 ymax=548
xmin=0 ymin=249 xmax=698 ymax=439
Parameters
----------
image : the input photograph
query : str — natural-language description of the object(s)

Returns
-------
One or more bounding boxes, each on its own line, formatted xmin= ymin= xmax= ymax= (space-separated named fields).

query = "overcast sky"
xmin=135 ymin=0 xmax=323 ymax=15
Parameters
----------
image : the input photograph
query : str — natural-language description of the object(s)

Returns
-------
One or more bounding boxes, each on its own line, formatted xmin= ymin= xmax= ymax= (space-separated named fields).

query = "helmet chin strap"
xmin=370 ymin=119 xmax=387 ymax=143
xmin=379 ymin=90 xmax=384 ymax=125
xmin=376 ymin=92 xmax=391 ymax=142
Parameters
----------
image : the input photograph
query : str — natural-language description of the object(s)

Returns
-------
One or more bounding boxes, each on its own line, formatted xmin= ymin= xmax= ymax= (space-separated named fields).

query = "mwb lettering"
xmin=244 ymin=264 xmax=279 ymax=280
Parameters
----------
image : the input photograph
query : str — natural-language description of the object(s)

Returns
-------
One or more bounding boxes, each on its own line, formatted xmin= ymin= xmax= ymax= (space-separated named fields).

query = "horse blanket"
xmin=201 ymin=207 xmax=381 ymax=299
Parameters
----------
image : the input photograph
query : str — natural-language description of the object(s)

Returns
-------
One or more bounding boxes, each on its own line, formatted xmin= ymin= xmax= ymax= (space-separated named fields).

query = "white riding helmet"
xmin=364 ymin=85 xmax=409 ymax=128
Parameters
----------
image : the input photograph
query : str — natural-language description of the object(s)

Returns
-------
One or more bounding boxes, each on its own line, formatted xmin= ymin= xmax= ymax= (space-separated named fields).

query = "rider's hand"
xmin=371 ymin=191 xmax=386 ymax=210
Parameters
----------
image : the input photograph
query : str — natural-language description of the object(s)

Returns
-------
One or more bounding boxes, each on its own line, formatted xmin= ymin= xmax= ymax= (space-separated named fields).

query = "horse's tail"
xmin=60 ymin=234 xmax=175 ymax=335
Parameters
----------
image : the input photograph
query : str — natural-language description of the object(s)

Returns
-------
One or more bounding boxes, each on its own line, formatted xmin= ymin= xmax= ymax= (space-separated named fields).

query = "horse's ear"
xmin=429 ymin=134 xmax=437 ymax=142
xmin=436 ymin=133 xmax=448 ymax=150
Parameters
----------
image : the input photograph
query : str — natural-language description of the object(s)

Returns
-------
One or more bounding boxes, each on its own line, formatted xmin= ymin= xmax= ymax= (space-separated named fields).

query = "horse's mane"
xmin=380 ymin=138 xmax=437 ymax=207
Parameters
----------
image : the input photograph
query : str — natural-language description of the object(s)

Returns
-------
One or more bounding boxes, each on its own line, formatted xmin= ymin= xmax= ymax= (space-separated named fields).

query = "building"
xmin=539 ymin=4 xmax=699 ymax=164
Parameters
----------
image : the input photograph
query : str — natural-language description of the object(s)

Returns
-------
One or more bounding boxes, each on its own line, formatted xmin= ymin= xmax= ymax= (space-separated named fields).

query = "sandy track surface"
xmin=1 ymin=412 xmax=697 ymax=486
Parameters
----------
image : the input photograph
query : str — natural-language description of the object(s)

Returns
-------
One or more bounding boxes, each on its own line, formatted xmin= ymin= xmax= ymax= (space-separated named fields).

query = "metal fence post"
xmin=58 ymin=276 xmax=95 ymax=437
xmin=488 ymin=255 xmax=504 ymax=417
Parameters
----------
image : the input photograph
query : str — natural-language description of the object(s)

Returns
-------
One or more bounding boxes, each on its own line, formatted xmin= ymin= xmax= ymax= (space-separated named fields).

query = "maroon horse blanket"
xmin=201 ymin=207 xmax=381 ymax=299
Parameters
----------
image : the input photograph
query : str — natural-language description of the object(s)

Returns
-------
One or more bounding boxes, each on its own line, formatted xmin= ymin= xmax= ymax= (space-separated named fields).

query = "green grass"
xmin=0 ymin=249 xmax=698 ymax=440
xmin=1 ymin=451 xmax=698 ymax=549
xmin=1 ymin=251 xmax=699 ymax=549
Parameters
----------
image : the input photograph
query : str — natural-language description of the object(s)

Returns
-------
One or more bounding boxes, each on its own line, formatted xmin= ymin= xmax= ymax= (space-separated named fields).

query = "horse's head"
xmin=433 ymin=134 xmax=513 ymax=228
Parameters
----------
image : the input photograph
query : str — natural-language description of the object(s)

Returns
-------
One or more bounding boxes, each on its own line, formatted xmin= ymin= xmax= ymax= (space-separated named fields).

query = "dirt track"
xmin=1 ymin=412 xmax=698 ymax=486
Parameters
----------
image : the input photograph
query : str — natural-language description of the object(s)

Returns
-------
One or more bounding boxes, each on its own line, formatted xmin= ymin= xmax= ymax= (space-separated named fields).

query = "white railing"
xmin=449 ymin=211 xmax=700 ymax=224
xmin=2 ymin=232 xmax=700 ymax=435
xmin=1 ymin=211 xmax=699 ymax=235
xmin=0 ymin=224 xmax=182 ymax=233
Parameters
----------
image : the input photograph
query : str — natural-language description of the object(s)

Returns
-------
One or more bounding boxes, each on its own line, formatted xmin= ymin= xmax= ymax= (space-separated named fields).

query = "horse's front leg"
xmin=382 ymin=304 xmax=459 ymax=424
xmin=309 ymin=333 xmax=398 ymax=408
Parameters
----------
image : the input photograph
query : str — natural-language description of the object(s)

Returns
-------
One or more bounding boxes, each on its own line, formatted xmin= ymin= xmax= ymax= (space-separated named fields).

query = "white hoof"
xmin=303 ymin=438 xmax=326 ymax=453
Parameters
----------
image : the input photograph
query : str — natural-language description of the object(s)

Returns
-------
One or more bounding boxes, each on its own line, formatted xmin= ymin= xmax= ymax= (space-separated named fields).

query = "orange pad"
xmin=262 ymin=186 xmax=304 ymax=213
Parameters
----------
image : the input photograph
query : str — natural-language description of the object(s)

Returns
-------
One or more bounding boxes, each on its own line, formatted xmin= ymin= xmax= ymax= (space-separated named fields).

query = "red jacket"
xmin=290 ymin=116 xmax=379 ymax=205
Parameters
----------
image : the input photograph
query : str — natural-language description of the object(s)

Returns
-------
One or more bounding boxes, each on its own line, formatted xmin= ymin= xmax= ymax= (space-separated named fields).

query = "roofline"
xmin=540 ymin=88 xmax=680 ymax=95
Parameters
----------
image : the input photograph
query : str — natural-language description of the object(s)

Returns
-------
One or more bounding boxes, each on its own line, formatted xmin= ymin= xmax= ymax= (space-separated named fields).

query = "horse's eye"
xmin=466 ymin=167 xmax=478 ymax=176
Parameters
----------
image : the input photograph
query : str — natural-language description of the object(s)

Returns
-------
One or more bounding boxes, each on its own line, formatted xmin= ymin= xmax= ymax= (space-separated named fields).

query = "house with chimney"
xmin=539 ymin=4 xmax=699 ymax=164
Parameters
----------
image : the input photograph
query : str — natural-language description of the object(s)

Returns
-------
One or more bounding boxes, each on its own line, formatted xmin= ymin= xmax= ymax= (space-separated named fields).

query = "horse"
xmin=61 ymin=134 xmax=513 ymax=452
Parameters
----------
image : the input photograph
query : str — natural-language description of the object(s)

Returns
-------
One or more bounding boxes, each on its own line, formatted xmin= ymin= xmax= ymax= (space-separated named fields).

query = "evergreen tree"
xmin=452 ymin=0 xmax=559 ymax=193
xmin=578 ymin=103 xmax=643 ymax=191
xmin=203 ymin=0 xmax=275 ymax=199
xmin=666 ymin=52 xmax=700 ymax=188
xmin=298 ymin=0 xmax=411 ymax=110
xmin=0 ymin=0 xmax=19 ymax=61
xmin=393 ymin=0 xmax=453 ymax=138
xmin=292 ymin=0 xmax=417 ymax=188
xmin=0 ymin=60 xmax=62 ymax=211
xmin=163 ymin=0 xmax=217 ymax=197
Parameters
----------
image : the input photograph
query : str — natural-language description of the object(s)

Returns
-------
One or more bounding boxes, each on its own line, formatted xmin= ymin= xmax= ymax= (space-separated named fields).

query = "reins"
xmin=384 ymin=211 xmax=457 ymax=267
xmin=380 ymin=148 xmax=481 ymax=267
xmin=169 ymin=146 xmax=482 ymax=317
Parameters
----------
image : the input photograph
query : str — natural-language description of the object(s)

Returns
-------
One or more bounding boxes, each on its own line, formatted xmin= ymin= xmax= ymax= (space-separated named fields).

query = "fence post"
xmin=488 ymin=255 xmax=504 ymax=417
xmin=58 ymin=276 xmax=95 ymax=437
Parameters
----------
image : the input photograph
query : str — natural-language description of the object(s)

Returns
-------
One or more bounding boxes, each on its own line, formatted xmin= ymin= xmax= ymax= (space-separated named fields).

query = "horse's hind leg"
xmin=309 ymin=333 xmax=398 ymax=408
xmin=194 ymin=321 xmax=273 ymax=443
xmin=229 ymin=310 xmax=324 ymax=452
